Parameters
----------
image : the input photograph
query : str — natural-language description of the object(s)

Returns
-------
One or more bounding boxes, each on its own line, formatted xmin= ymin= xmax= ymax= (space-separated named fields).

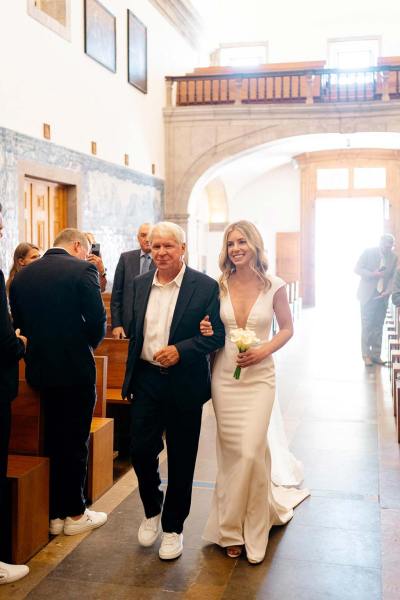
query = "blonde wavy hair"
xmin=218 ymin=221 xmax=270 ymax=296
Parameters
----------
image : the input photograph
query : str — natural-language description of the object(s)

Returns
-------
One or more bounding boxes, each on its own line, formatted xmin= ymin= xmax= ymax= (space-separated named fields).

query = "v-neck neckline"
xmin=227 ymin=284 xmax=262 ymax=330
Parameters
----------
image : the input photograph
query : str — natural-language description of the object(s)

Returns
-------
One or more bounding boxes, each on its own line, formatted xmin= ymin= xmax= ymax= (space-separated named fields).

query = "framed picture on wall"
xmin=84 ymin=0 xmax=116 ymax=72
xmin=127 ymin=10 xmax=147 ymax=93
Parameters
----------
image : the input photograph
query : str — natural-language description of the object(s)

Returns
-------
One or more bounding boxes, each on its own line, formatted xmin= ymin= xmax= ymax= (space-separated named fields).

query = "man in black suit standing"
xmin=111 ymin=223 xmax=154 ymax=339
xmin=10 ymin=228 xmax=107 ymax=537
xmin=122 ymin=221 xmax=225 ymax=560
xmin=0 ymin=204 xmax=30 ymax=584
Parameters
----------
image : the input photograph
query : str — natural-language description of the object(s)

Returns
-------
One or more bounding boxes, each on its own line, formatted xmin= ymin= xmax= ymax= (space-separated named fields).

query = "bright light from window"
xmin=218 ymin=44 xmax=267 ymax=67
xmin=317 ymin=168 xmax=349 ymax=190
xmin=315 ymin=196 xmax=384 ymax=309
xmin=328 ymin=38 xmax=379 ymax=69
xmin=353 ymin=168 xmax=386 ymax=189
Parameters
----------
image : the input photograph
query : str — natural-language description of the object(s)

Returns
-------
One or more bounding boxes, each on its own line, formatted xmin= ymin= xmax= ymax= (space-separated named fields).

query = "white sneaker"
xmin=0 ymin=561 xmax=29 ymax=584
xmin=63 ymin=509 xmax=107 ymax=536
xmin=159 ymin=532 xmax=183 ymax=560
xmin=49 ymin=518 xmax=65 ymax=535
xmin=138 ymin=514 xmax=161 ymax=547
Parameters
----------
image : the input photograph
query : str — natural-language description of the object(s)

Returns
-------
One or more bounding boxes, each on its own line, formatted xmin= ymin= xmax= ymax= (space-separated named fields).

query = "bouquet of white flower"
xmin=230 ymin=328 xmax=260 ymax=380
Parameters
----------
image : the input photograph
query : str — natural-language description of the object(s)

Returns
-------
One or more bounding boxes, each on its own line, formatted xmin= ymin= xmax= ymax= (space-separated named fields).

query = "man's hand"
xmin=153 ymin=345 xmax=180 ymax=367
xmin=112 ymin=326 xmax=126 ymax=339
xmin=15 ymin=328 xmax=27 ymax=349
xmin=87 ymin=254 xmax=105 ymax=275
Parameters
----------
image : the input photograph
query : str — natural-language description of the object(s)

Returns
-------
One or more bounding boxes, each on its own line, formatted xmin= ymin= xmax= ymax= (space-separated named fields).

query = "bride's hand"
xmin=237 ymin=346 xmax=268 ymax=367
xmin=200 ymin=315 xmax=214 ymax=337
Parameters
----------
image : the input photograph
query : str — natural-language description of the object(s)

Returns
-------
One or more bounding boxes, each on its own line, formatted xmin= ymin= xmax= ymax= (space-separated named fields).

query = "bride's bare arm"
xmin=237 ymin=286 xmax=293 ymax=367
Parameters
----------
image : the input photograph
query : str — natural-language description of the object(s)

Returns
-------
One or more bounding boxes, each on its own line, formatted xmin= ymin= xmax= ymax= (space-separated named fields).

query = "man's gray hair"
xmin=149 ymin=221 xmax=186 ymax=244
xmin=54 ymin=228 xmax=90 ymax=248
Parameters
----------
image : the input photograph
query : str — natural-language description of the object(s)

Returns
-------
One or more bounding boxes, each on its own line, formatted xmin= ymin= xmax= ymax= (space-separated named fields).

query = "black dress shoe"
xmin=372 ymin=357 xmax=386 ymax=365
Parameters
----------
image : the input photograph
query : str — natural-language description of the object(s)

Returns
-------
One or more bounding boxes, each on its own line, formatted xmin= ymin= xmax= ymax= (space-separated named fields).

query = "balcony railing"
xmin=165 ymin=66 xmax=400 ymax=107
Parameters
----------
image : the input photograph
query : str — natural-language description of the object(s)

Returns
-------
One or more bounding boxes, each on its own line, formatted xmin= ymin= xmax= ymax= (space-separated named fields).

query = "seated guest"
xmin=10 ymin=228 xmax=107 ymax=536
xmin=85 ymin=232 xmax=107 ymax=292
xmin=0 ymin=204 xmax=29 ymax=584
xmin=6 ymin=242 xmax=40 ymax=294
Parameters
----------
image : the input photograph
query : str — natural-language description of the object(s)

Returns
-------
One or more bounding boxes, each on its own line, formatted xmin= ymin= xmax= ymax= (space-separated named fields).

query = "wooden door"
xmin=24 ymin=178 xmax=68 ymax=251
xmin=276 ymin=232 xmax=300 ymax=283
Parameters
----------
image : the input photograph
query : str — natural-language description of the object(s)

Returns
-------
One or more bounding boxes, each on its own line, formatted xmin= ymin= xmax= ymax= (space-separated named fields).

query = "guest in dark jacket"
xmin=0 ymin=204 xmax=30 ymax=584
xmin=111 ymin=223 xmax=154 ymax=338
xmin=10 ymin=228 xmax=107 ymax=537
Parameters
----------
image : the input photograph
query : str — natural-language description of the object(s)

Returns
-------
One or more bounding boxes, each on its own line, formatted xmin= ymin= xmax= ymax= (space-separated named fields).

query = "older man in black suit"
xmin=122 ymin=221 xmax=225 ymax=560
xmin=10 ymin=228 xmax=107 ymax=537
xmin=111 ymin=223 xmax=154 ymax=339
xmin=0 ymin=204 xmax=30 ymax=584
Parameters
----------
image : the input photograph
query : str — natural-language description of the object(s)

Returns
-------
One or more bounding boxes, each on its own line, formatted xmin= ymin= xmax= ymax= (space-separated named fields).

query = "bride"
xmin=200 ymin=220 xmax=309 ymax=564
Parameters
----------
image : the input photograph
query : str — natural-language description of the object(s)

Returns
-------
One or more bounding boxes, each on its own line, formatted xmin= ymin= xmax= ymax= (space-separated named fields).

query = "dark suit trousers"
xmin=41 ymin=385 xmax=96 ymax=519
xmin=130 ymin=362 xmax=202 ymax=534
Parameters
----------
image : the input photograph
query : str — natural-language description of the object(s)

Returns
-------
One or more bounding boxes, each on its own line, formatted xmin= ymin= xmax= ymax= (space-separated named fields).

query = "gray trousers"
xmin=360 ymin=296 xmax=388 ymax=359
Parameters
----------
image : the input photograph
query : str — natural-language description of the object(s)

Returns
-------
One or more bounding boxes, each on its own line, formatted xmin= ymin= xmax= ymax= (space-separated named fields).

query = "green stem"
xmin=233 ymin=365 xmax=241 ymax=379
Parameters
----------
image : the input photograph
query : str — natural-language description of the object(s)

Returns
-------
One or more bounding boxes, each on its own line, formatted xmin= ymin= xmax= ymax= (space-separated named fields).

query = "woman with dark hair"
xmin=201 ymin=220 xmax=309 ymax=564
xmin=6 ymin=242 xmax=40 ymax=293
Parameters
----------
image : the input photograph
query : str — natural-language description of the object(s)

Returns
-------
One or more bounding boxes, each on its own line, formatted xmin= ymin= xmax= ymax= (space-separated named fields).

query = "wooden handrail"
xmin=165 ymin=65 xmax=400 ymax=107
xmin=166 ymin=65 xmax=400 ymax=82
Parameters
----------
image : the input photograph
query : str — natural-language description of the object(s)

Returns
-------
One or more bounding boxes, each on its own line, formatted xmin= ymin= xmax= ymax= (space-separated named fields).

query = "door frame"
xmin=296 ymin=149 xmax=400 ymax=307
xmin=17 ymin=159 xmax=82 ymax=242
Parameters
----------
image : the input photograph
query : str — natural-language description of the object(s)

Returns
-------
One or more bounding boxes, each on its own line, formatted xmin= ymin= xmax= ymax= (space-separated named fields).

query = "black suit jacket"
xmin=111 ymin=249 xmax=154 ymax=335
xmin=0 ymin=269 xmax=24 ymax=402
xmin=122 ymin=266 xmax=225 ymax=408
xmin=10 ymin=248 xmax=106 ymax=389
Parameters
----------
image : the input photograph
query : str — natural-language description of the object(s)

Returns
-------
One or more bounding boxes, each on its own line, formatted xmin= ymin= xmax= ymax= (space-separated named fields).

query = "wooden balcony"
xmin=165 ymin=62 xmax=400 ymax=107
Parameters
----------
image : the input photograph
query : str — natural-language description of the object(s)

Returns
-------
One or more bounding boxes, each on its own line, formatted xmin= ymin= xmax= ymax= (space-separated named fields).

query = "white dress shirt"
xmin=140 ymin=263 xmax=186 ymax=365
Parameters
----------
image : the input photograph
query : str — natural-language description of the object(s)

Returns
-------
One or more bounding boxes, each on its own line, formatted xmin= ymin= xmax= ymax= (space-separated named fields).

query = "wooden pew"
xmin=95 ymin=338 xmax=129 ymax=404
xmin=11 ymin=359 xmax=113 ymax=502
xmin=18 ymin=356 xmax=108 ymax=418
xmin=5 ymin=455 xmax=49 ymax=564
xmin=95 ymin=338 xmax=130 ymax=455
xmin=9 ymin=380 xmax=43 ymax=455
xmin=87 ymin=417 xmax=114 ymax=503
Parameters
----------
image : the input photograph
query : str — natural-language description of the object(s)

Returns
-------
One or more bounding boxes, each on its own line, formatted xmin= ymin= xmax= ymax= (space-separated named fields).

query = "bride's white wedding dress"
xmin=203 ymin=275 xmax=310 ymax=562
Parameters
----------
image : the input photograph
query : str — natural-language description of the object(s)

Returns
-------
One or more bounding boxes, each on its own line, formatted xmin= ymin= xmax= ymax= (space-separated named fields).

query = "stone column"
xmin=163 ymin=212 xmax=190 ymax=237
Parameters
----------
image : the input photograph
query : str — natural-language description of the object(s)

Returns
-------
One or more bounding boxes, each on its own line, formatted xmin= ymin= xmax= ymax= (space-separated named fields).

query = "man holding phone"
xmin=355 ymin=234 xmax=397 ymax=366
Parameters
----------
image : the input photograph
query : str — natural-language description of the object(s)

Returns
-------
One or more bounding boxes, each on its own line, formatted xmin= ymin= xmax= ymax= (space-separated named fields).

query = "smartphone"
xmin=91 ymin=243 xmax=100 ymax=257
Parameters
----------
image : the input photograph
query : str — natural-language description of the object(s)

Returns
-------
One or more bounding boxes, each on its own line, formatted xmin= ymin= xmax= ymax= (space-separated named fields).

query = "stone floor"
xmin=2 ymin=305 xmax=400 ymax=599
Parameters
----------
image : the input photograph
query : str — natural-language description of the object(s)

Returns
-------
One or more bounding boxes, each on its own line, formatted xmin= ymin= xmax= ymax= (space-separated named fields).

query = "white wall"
xmin=195 ymin=0 xmax=400 ymax=63
xmin=225 ymin=163 xmax=301 ymax=273
xmin=0 ymin=1 xmax=198 ymax=178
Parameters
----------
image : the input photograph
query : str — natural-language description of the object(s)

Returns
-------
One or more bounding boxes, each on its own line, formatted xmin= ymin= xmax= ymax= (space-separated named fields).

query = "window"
xmin=28 ymin=0 xmax=71 ymax=40
xmin=212 ymin=42 xmax=268 ymax=67
xmin=353 ymin=168 xmax=386 ymax=189
xmin=327 ymin=37 xmax=380 ymax=86
xmin=328 ymin=37 xmax=380 ymax=69
xmin=317 ymin=168 xmax=349 ymax=190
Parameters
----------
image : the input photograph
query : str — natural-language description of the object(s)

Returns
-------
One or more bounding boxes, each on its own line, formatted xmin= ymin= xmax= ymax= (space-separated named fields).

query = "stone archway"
xmin=164 ymin=101 xmax=400 ymax=226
